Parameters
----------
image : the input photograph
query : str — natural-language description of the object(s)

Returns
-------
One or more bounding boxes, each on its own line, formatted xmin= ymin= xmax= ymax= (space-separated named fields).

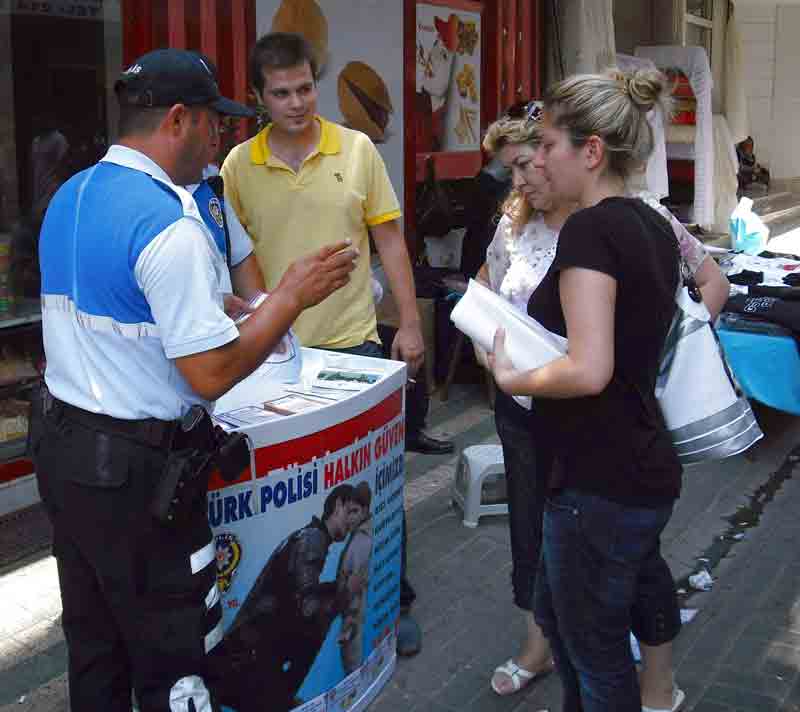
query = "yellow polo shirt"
xmin=220 ymin=117 xmax=401 ymax=349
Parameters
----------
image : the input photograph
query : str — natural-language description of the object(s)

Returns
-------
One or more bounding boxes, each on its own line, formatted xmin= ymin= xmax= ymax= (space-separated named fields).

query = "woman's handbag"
xmin=656 ymin=261 xmax=763 ymax=465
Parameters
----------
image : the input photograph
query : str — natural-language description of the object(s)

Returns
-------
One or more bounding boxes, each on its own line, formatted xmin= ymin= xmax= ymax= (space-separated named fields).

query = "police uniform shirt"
xmin=186 ymin=164 xmax=254 ymax=294
xmin=40 ymin=145 xmax=239 ymax=421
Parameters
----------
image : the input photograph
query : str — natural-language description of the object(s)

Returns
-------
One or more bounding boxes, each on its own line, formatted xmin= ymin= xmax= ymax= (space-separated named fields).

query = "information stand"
xmin=209 ymin=348 xmax=406 ymax=712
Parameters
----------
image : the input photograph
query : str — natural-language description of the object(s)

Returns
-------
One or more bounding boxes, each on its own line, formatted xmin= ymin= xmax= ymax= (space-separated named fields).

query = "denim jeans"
xmin=493 ymin=390 xmax=551 ymax=611
xmin=534 ymin=489 xmax=680 ymax=712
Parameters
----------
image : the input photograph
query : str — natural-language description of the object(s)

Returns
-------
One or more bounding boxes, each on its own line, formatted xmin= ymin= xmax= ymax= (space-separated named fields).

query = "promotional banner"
xmin=255 ymin=0 xmax=404 ymax=212
xmin=415 ymin=2 xmax=481 ymax=152
xmin=209 ymin=352 xmax=406 ymax=712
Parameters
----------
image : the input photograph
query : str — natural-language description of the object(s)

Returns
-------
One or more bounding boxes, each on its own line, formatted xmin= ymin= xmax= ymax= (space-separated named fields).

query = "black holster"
xmin=150 ymin=408 xmax=251 ymax=526
xmin=150 ymin=447 xmax=215 ymax=525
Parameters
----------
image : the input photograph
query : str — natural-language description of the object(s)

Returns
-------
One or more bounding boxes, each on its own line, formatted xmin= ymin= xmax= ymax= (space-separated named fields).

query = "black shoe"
xmin=397 ymin=612 xmax=422 ymax=657
xmin=406 ymin=432 xmax=454 ymax=455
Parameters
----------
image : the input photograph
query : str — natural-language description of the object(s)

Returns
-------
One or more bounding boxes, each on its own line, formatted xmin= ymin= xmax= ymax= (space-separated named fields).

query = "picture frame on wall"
xmin=411 ymin=0 xmax=485 ymax=181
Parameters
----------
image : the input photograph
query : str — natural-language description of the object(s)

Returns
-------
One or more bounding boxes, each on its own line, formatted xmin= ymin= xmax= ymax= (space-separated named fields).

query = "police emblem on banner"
xmin=215 ymin=532 xmax=241 ymax=593
xmin=208 ymin=197 xmax=224 ymax=228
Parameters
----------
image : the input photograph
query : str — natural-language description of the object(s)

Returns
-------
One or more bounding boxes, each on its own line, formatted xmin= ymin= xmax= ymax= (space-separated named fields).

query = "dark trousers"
xmin=322 ymin=336 xmax=417 ymax=610
xmin=31 ymin=406 xmax=221 ymax=712
xmin=493 ymin=390 xmax=550 ymax=611
xmin=534 ymin=489 xmax=681 ymax=712
xmin=376 ymin=323 xmax=429 ymax=438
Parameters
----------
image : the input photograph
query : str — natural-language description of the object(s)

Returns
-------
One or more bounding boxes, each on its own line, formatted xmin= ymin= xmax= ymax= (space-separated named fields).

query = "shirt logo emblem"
xmin=208 ymin=197 xmax=224 ymax=228
xmin=123 ymin=63 xmax=142 ymax=74
xmin=334 ymin=172 xmax=344 ymax=183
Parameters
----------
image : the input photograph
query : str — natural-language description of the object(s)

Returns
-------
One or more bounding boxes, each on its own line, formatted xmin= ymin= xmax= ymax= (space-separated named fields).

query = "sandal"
xmin=642 ymin=686 xmax=686 ymax=712
xmin=490 ymin=658 xmax=553 ymax=696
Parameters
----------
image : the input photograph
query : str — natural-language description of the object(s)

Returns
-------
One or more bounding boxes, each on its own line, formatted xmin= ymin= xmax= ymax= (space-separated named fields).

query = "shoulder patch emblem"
xmin=208 ymin=197 xmax=224 ymax=229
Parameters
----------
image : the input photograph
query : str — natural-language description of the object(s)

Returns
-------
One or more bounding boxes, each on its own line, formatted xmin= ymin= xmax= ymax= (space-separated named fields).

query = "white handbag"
xmin=656 ymin=263 xmax=763 ymax=464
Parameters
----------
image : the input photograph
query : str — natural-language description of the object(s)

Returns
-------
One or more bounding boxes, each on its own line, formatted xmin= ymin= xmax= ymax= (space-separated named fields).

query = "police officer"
xmin=31 ymin=49 xmax=357 ymax=712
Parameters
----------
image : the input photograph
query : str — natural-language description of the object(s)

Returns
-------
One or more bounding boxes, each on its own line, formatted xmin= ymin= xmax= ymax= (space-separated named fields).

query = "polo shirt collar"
xmin=250 ymin=116 xmax=342 ymax=166
xmin=101 ymin=145 xmax=177 ymax=186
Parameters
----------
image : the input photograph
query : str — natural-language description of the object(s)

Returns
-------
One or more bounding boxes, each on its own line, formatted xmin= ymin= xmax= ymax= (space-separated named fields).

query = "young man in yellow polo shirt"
xmin=221 ymin=32 xmax=444 ymax=658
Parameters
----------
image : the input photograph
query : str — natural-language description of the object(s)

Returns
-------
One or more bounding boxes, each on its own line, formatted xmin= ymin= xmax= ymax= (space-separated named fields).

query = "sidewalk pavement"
xmin=3 ymin=385 xmax=800 ymax=711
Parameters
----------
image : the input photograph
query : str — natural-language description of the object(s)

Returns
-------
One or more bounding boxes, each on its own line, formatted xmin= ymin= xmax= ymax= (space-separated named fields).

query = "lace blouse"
xmin=485 ymin=196 xmax=708 ymax=316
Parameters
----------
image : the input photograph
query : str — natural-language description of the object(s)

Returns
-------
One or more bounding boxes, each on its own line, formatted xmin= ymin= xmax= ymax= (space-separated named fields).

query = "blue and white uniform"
xmin=187 ymin=164 xmax=254 ymax=295
xmin=40 ymin=145 xmax=239 ymax=420
xmin=35 ymin=144 xmax=237 ymax=712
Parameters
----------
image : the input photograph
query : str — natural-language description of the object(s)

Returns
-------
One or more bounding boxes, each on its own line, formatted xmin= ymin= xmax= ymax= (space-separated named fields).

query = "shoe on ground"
xmin=396 ymin=612 xmax=422 ymax=657
xmin=406 ymin=432 xmax=454 ymax=455
xmin=490 ymin=658 xmax=554 ymax=696
xmin=642 ymin=687 xmax=685 ymax=712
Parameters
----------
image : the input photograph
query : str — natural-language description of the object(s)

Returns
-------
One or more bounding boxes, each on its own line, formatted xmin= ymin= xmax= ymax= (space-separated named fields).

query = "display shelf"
xmin=0 ymin=300 xmax=41 ymax=331
xmin=0 ymin=438 xmax=27 ymax=465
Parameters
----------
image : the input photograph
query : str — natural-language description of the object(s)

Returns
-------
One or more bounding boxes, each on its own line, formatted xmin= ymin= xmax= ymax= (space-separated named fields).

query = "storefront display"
xmin=210 ymin=348 xmax=406 ymax=712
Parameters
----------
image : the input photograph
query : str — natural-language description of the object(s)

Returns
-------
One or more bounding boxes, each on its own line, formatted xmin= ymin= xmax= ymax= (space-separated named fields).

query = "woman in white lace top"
xmin=475 ymin=104 xmax=571 ymax=699
xmin=475 ymin=102 xmax=729 ymax=703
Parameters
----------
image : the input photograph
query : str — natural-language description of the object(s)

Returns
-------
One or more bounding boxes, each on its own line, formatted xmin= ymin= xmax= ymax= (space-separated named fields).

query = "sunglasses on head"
xmin=504 ymin=100 xmax=543 ymax=124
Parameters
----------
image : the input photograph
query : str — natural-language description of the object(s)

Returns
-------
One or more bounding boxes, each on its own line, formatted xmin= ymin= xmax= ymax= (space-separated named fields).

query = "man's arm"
xmin=176 ymin=243 xmax=357 ymax=400
xmin=230 ymin=253 xmax=266 ymax=301
xmin=371 ymin=219 xmax=424 ymax=376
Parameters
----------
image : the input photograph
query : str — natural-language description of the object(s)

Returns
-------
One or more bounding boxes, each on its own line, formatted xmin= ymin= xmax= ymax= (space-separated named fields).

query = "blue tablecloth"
xmin=718 ymin=326 xmax=800 ymax=415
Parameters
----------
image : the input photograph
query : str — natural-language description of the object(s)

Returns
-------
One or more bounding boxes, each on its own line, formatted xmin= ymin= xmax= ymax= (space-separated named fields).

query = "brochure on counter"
xmin=213 ymin=348 xmax=396 ymax=429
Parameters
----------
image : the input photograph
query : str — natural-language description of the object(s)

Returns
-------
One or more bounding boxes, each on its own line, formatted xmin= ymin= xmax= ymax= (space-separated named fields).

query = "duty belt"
xmin=42 ymin=389 xmax=214 ymax=452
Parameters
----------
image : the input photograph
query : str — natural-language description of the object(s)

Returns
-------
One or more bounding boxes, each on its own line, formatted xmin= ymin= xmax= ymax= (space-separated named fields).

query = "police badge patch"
xmin=215 ymin=532 xmax=242 ymax=593
xmin=208 ymin=197 xmax=224 ymax=228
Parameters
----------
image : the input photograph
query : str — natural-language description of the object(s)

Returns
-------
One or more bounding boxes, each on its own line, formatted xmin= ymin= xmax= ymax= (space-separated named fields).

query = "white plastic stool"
xmin=451 ymin=444 xmax=508 ymax=527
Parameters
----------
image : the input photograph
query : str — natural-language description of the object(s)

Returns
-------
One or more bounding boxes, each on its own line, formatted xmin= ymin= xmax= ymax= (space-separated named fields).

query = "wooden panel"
xmin=502 ymin=0 xmax=517 ymax=107
xmin=168 ymin=0 xmax=187 ymax=48
xmin=415 ymin=151 xmax=483 ymax=182
xmin=121 ymin=0 xmax=153 ymax=66
xmin=418 ymin=0 xmax=482 ymax=10
xmin=230 ymin=0 xmax=251 ymax=143
xmin=199 ymin=0 xmax=218 ymax=62
xmin=404 ymin=0 xmax=417 ymax=253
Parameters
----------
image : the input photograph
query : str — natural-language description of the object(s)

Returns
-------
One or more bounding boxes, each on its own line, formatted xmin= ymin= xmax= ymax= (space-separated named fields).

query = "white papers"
xmin=450 ymin=279 xmax=567 ymax=372
xmin=214 ymin=406 xmax=280 ymax=431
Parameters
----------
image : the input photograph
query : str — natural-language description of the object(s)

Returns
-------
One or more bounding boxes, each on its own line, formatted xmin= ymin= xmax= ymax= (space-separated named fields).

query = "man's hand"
xmin=276 ymin=241 xmax=358 ymax=309
xmin=391 ymin=324 xmax=424 ymax=377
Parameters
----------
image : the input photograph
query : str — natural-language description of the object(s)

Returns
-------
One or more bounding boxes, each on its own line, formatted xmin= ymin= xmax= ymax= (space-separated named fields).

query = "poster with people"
xmin=208 ymin=357 xmax=406 ymax=712
xmin=415 ymin=3 xmax=481 ymax=152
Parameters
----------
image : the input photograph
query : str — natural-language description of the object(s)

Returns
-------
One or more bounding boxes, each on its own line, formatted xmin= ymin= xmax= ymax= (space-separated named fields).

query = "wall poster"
xmin=255 ymin=0 xmax=404 ymax=213
xmin=415 ymin=2 xmax=482 ymax=153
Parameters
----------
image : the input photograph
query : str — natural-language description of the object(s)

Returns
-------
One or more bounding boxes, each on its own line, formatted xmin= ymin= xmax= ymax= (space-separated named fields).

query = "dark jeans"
xmin=534 ymin=489 xmax=680 ymax=712
xmin=322 ymin=337 xmax=417 ymax=610
xmin=493 ymin=390 xmax=550 ymax=611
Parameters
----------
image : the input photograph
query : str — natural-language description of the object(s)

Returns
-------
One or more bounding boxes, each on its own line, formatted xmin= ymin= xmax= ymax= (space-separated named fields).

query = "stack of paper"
xmin=450 ymin=279 xmax=567 ymax=371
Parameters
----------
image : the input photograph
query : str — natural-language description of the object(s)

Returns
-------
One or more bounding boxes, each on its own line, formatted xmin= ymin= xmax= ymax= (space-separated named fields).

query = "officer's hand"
xmin=223 ymin=294 xmax=253 ymax=319
xmin=278 ymin=241 xmax=358 ymax=309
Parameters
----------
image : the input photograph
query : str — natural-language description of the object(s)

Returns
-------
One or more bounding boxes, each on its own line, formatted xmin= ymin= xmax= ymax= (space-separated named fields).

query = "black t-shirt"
xmin=527 ymin=197 xmax=683 ymax=506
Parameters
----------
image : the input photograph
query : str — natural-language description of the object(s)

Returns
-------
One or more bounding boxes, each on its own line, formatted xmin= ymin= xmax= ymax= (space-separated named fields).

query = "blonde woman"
xmin=474 ymin=101 xmax=571 ymax=697
xmin=488 ymin=69 xmax=722 ymax=712
xmin=478 ymin=97 xmax=727 ymax=707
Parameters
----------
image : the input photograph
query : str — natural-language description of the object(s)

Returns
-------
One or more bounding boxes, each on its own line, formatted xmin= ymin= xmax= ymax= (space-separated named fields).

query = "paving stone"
xmin=701 ymin=683 xmax=781 ymax=712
